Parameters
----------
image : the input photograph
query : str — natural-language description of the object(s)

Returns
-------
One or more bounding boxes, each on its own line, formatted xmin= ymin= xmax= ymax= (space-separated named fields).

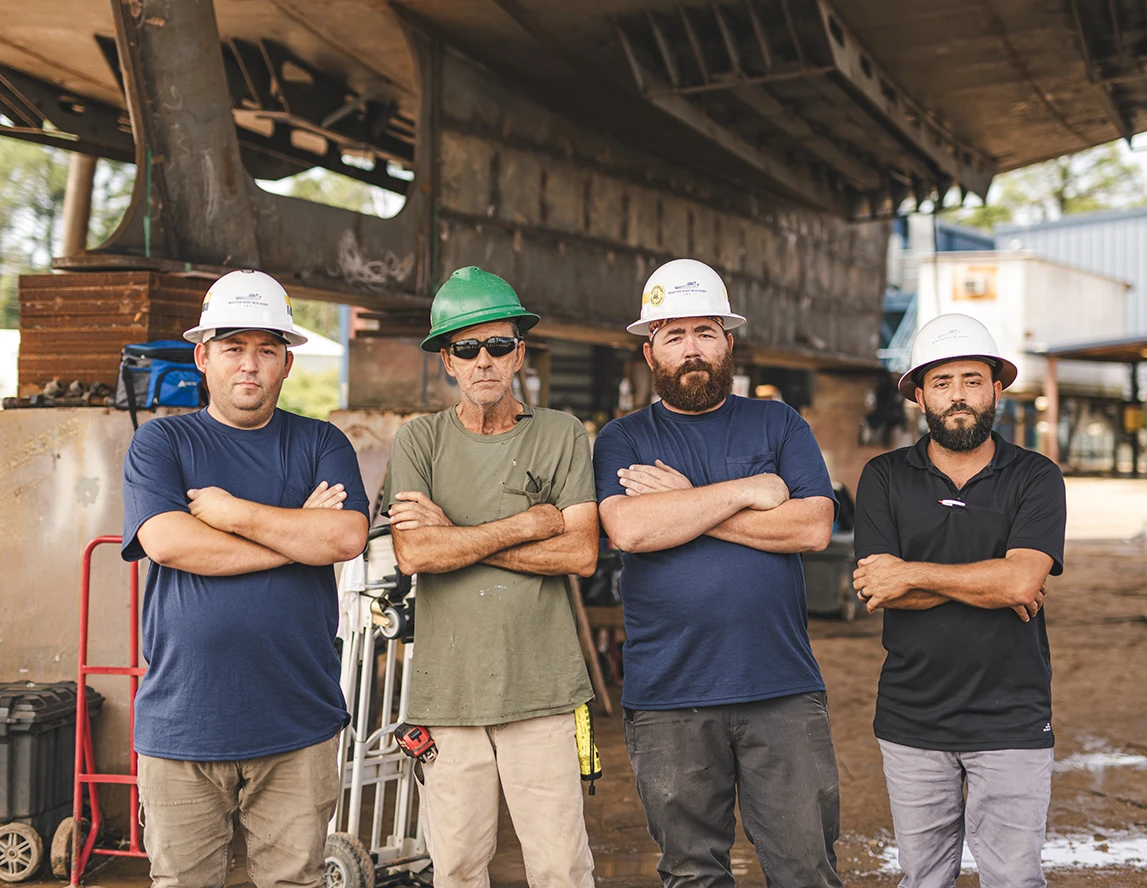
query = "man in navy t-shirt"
xmin=121 ymin=271 xmax=369 ymax=888
xmin=594 ymin=259 xmax=842 ymax=888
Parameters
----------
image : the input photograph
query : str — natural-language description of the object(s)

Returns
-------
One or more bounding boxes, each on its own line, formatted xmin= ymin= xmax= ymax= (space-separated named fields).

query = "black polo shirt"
xmin=854 ymin=431 xmax=1066 ymax=751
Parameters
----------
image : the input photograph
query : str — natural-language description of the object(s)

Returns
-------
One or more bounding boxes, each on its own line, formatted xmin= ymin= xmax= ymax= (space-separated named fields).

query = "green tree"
xmin=0 ymin=140 xmax=69 ymax=326
xmin=951 ymin=141 xmax=1147 ymax=230
xmin=88 ymin=159 xmax=136 ymax=246
xmin=279 ymin=369 xmax=340 ymax=420
xmin=292 ymin=300 xmax=341 ymax=341
xmin=0 ymin=139 xmax=136 ymax=327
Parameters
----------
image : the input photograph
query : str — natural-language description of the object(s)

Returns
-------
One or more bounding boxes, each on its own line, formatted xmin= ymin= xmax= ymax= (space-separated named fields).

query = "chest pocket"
xmin=499 ymin=475 xmax=553 ymax=519
xmin=725 ymin=452 xmax=777 ymax=481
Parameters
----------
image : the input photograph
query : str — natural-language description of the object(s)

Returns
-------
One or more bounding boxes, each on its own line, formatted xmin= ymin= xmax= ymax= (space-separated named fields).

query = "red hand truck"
xmin=54 ymin=536 xmax=149 ymax=885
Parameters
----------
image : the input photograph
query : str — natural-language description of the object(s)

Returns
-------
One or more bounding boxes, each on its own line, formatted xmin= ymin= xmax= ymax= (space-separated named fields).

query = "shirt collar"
xmin=906 ymin=430 xmax=1018 ymax=472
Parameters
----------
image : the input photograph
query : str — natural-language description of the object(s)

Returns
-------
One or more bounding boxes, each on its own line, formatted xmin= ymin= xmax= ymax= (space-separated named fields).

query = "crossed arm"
xmin=137 ymin=481 xmax=368 ymax=575
xmin=388 ymin=491 xmax=598 ymax=577
xmin=852 ymin=549 xmax=1054 ymax=622
xmin=599 ymin=459 xmax=833 ymax=554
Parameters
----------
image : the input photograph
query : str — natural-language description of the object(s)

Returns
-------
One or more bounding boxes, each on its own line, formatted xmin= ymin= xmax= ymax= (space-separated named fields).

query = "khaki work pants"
xmin=418 ymin=711 xmax=594 ymax=888
xmin=137 ymin=736 xmax=340 ymax=888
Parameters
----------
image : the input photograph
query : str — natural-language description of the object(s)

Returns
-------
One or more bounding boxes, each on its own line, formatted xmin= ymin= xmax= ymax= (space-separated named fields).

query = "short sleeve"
xmin=775 ymin=408 xmax=838 ymax=518
xmin=551 ymin=424 xmax=596 ymax=511
xmin=592 ymin=419 xmax=638 ymax=502
xmin=318 ymin=426 xmax=371 ymax=521
xmin=853 ymin=457 xmax=901 ymax=560
xmin=383 ymin=421 xmax=433 ymax=512
xmin=121 ymin=421 xmax=190 ymax=562
xmin=1006 ymin=459 xmax=1066 ymax=576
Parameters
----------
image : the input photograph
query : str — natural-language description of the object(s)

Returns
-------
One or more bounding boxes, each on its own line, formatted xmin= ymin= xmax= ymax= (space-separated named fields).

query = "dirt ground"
xmin=32 ymin=541 xmax=1146 ymax=888
xmin=495 ymin=539 xmax=1147 ymax=887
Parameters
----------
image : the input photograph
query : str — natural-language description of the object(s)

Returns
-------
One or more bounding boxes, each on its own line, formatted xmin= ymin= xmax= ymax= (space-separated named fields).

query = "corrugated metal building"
xmin=997 ymin=208 xmax=1147 ymax=333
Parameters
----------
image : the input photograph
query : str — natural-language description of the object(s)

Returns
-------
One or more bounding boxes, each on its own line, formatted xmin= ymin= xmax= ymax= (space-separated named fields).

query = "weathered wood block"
xmin=17 ymin=271 xmax=206 ymax=395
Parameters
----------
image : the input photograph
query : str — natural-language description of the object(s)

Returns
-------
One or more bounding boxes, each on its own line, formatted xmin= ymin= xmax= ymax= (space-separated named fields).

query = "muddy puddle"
xmin=876 ymin=831 xmax=1147 ymax=873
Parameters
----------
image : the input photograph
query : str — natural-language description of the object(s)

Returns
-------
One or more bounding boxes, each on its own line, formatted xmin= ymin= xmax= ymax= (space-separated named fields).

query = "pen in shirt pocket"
xmin=938 ymin=498 xmax=966 ymax=508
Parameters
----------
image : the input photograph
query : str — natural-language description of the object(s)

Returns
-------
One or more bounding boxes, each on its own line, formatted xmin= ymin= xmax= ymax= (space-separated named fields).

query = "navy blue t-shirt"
xmin=121 ymin=408 xmax=369 ymax=760
xmin=593 ymin=396 xmax=837 ymax=710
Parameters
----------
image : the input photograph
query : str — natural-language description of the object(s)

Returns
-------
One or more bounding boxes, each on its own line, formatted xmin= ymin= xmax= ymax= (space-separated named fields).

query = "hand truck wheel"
xmin=324 ymin=832 xmax=374 ymax=888
xmin=50 ymin=817 xmax=89 ymax=880
xmin=0 ymin=822 xmax=43 ymax=883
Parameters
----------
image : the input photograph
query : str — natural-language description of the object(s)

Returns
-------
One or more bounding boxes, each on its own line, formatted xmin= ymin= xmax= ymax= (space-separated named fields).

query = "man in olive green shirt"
xmin=385 ymin=267 xmax=598 ymax=888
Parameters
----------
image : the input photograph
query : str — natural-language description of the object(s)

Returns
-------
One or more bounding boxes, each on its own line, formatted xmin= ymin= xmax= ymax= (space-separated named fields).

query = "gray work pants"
xmin=624 ymin=692 xmax=842 ymax=888
xmin=878 ymin=739 xmax=1055 ymax=888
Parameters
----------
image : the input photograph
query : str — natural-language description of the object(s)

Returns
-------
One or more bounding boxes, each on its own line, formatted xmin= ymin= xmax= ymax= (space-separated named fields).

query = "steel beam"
xmin=678 ymin=7 xmax=712 ymax=86
xmin=643 ymin=74 xmax=848 ymax=213
xmin=646 ymin=13 xmax=681 ymax=89
xmin=712 ymin=4 xmax=745 ymax=80
xmin=109 ymin=0 xmax=260 ymax=266
xmin=811 ymin=0 xmax=995 ymax=198
xmin=0 ymin=65 xmax=134 ymax=162
xmin=1067 ymin=0 xmax=1133 ymax=142
xmin=745 ymin=1 xmax=774 ymax=73
xmin=728 ymin=86 xmax=882 ymax=190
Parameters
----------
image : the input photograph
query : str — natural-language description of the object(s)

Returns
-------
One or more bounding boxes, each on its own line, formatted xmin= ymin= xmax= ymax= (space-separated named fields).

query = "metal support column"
xmin=1130 ymin=361 xmax=1141 ymax=478
xmin=109 ymin=0 xmax=259 ymax=266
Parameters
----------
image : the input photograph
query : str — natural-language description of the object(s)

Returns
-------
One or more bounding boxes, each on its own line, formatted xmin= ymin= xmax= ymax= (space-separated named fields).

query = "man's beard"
xmin=652 ymin=352 xmax=735 ymax=412
xmin=925 ymin=400 xmax=996 ymax=452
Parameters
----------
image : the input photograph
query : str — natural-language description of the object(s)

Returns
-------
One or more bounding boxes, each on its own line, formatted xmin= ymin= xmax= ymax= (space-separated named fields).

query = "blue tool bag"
xmin=114 ymin=340 xmax=206 ymax=429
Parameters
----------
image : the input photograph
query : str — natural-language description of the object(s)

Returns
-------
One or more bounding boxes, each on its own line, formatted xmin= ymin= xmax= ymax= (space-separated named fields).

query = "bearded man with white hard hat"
xmin=593 ymin=259 xmax=843 ymax=888
xmin=853 ymin=313 xmax=1066 ymax=888
xmin=120 ymin=270 xmax=369 ymax=888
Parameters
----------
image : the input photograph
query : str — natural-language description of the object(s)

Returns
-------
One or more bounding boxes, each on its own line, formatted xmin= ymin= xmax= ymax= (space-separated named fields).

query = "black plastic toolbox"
xmin=0 ymin=681 xmax=104 ymax=842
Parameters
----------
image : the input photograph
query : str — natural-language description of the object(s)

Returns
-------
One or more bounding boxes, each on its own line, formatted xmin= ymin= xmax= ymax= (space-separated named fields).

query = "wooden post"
xmin=568 ymin=575 xmax=613 ymax=716
xmin=60 ymin=153 xmax=97 ymax=257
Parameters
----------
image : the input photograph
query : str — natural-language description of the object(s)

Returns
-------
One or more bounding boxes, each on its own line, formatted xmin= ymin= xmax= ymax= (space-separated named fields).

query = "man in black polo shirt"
xmin=853 ymin=313 xmax=1066 ymax=888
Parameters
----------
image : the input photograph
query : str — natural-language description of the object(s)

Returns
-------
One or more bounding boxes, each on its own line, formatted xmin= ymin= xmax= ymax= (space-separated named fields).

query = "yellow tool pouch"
xmin=574 ymin=703 xmax=602 ymax=795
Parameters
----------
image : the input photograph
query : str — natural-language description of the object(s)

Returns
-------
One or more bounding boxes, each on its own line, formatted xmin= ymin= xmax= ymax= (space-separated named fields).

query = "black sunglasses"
xmin=448 ymin=336 xmax=520 ymax=359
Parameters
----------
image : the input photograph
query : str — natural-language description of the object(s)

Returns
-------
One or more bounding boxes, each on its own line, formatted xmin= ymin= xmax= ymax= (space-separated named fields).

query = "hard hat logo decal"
xmin=628 ymin=258 xmax=746 ymax=337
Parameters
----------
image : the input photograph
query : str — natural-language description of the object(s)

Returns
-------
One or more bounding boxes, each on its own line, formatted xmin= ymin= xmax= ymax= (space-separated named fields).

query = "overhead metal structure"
xmin=2 ymin=0 xmax=1146 ymax=367
xmin=3 ymin=1 xmax=1144 ymax=219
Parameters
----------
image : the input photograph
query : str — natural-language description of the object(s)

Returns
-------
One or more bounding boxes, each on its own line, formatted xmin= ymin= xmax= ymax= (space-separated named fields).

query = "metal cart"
xmin=325 ymin=525 xmax=429 ymax=888
xmin=51 ymin=536 xmax=148 ymax=886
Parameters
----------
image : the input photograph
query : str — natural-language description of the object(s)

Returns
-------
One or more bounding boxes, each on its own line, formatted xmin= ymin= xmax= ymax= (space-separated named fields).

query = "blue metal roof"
xmin=995 ymin=207 xmax=1147 ymax=333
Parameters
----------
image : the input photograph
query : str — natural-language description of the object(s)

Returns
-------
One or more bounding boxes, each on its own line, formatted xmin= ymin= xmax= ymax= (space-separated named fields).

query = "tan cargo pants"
xmin=418 ymin=711 xmax=594 ymax=888
xmin=137 ymin=736 xmax=340 ymax=888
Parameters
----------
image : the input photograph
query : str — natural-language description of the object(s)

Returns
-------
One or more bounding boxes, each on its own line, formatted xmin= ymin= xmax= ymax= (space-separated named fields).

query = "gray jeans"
xmin=624 ymin=692 xmax=842 ymax=888
xmin=878 ymin=740 xmax=1055 ymax=888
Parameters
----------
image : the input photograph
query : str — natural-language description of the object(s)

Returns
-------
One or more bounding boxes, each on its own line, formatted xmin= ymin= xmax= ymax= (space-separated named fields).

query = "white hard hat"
xmin=899 ymin=313 xmax=1016 ymax=399
xmin=183 ymin=270 xmax=307 ymax=346
xmin=628 ymin=258 xmax=746 ymax=337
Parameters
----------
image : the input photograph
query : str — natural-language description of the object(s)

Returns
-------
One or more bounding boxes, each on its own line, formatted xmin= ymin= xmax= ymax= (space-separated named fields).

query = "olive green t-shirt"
xmin=383 ymin=405 xmax=595 ymax=725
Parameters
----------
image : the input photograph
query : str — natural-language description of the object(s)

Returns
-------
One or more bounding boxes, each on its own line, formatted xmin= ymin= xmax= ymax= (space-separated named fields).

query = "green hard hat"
xmin=421 ymin=267 xmax=540 ymax=352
